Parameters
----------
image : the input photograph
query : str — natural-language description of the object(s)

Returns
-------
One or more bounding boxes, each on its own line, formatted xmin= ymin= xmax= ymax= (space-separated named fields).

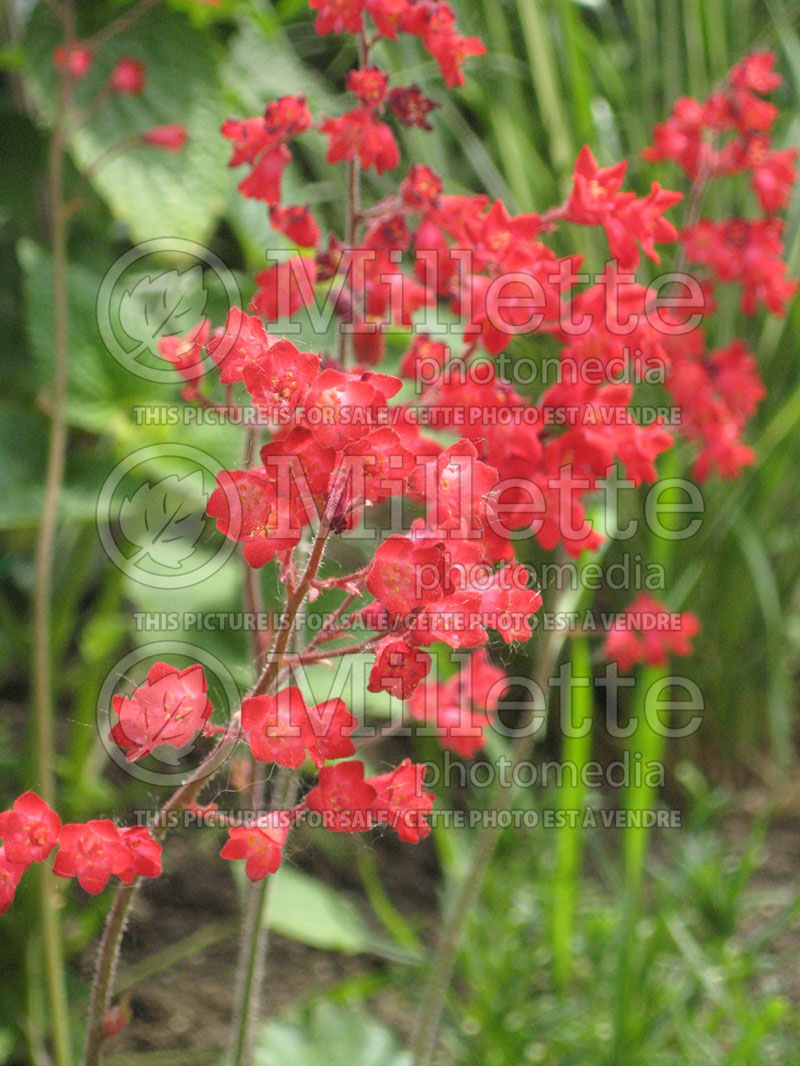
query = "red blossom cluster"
xmin=0 ymin=792 xmax=161 ymax=911
xmin=7 ymin=6 xmax=794 ymax=926
xmin=642 ymin=53 xmax=796 ymax=479
xmin=602 ymin=593 xmax=701 ymax=673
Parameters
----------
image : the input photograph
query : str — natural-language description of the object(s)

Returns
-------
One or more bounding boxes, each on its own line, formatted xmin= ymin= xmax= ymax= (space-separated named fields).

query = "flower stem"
xmin=32 ymin=5 xmax=75 ymax=1062
xmin=228 ymin=771 xmax=297 ymax=1066
xmin=82 ymin=727 xmax=240 ymax=1066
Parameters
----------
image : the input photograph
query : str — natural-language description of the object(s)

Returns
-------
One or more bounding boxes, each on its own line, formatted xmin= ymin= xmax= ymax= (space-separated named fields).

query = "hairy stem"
xmin=82 ymin=727 xmax=240 ymax=1066
xmin=228 ymin=771 xmax=298 ymax=1066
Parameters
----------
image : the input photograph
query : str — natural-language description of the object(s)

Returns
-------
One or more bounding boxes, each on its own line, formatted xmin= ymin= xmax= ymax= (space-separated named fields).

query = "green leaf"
xmin=255 ymin=1001 xmax=410 ymax=1066
xmin=267 ymin=866 xmax=410 ymax=960
xmin=22 ymin=3 xmax=230 ymax=243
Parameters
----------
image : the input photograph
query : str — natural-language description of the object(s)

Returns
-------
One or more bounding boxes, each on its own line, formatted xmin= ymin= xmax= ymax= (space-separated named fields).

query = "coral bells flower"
xmin=730 ymin=51 xmax=782 ymax=93
xmin=242 ymin=339 xmax=320 ymax=418
xmin=346 ymin=68 xmax=390 ymax=109
xmin=305 ymin=761 xmax=376 ymax=833
xmin=408 ymin=650 xmax=505 ymax=758
xmin=479 ymin=565 xmax=542 ymax=644
xmin=603 ymin=594 xmax=701 ymax=673
xmin=251 ymin=256 xmax=318 ymax=322
xmin=269 ymin=205 xmax=321 ymax=248
xmin=206 ymin=467 xmax=306 ymax=567
xmin=157 ymin=319 xmax=209 ymax=384
xmin=118 ymin=827 xmax=163 ymax=884
xmin=237 ymin=143 xmax=291 ymax=204
xmin=368 ymin=759 xmax=434 ymax=843
xmin=53 ymin=821 xmax=132 ymax=895
xmin=368 ymin=638 xmax=432 ymax=699
xmin=0 ymin=848 xmax=27 ymax=914
xmin=141 ymin=124 xmax=187 ymax=152
xmin=309 ymin=0 xmax=364 ymax=35
xmin=110 ymin=662 xmax=213 ymax=762
xmin=206 ymin=306 xmax=275 ymax=385
xmin=242 ymin=687 xmax=356 ymax=768
xmin=53 ymin=43 xmax=93 ymax=78
xmin=0 ymin=792 xmax=61 ymax=865
xmin=389 ymin=86 xmax=440 ymax=130
xmin=220 ymin=814 xmax=290 ymax=880
xmin=321 ymin=109 xmax=400 ymax=174
xmin=110 ymin=57 xmax=145 ymax=94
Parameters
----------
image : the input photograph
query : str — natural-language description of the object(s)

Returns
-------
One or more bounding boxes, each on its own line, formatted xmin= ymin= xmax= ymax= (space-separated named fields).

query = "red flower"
xmin=389 ymin=86 xmax=440 ymax=130
xmin=157 ymin=319 xmax=209 ymax=384
xmin=0 ymin=791 xmax=61 ymax=866
xmin=206 ymin=467 xmax=306 ymax=567
xmin=366 ymin=535 xmax=446 ymax=617
xmin=304 ymin=698 xmax=360 ymax=766
xmin=237 ymin=143 xmax=291 ymax=204
xmin=567 ymin=146 xmax=629 ymax=225
xmin=365 ymin=0 xmax=412 ymax=38
xmin=242 ymin=339 xmax=320 ymax=419
xmin=479 ymin=565 xmax=542 ymax=644
xmin=53 ymin=43 xmax=93 ymax=78
xmin=305 ymin=761 xmax=376 ymax=833
xmin=346 ymin=68 xmax=390 ymax=109
xmin=416 ymin=7 xmax=486 ymax=88
xmin=603 ymin=594 xmax=701 ymax=672
xmin=300 ymin=367 xmax=402 ymax=452
xmin=220 ymin=815 xmax=290 ymax=880
xmin=0 ymin=848 xmax=27 ymax=914
xmin=368 ymin=638 xmax=432 ymax=699
xmin=321 ymin=108 xmax=400 ymax=174
xmin=118 ymin=827 xmax=162 ymax=884
xmin=730 ymin=51 xmax=782 ymax=93
xmin=110 ymin=57 xmax=145 ymax=95
xmin=408 ymin=649 xmax=505 ymax=758
xmin=141 ymin=124 xmax=187 ymax=152
xmin=342 ymin=427 xmax=415 ymax=504
xmin=110 ymin=662 xmax=213 ymax=762
xmin=309 ymin=0 xmax=364 ymax=35
xmin=242 ymin=687 xmax=356 ymax=769
xmin=53 ymin=820 xmax=132 ymax=895
xmin=269 ymin=205 xmax=321 ymax=248
xmin=368 ymin=759 xmax=434 ymax=843
xmin=207 ymin=306 xmax=274 ymax=385
xmin=251 ymin=256 xmax=318 ymax=323
xmin=221 ymin=97 xmax=311 ymax=168
xmin=242 ymin=687 xmax=309 ymax=768
xmin=401 ymin=164 xmax=443 ymax=208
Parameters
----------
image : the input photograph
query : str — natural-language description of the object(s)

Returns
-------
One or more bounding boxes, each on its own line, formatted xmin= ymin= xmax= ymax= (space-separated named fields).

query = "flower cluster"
xmin=643 ymin=52 xmax=796 ymax=479
xmin=0 ymin=792 xmax=161 ymax=911
xmin=602 ymin=593 xmax=701 ymax=673
xmin=6 ymin=4 xmax=794 ymax=952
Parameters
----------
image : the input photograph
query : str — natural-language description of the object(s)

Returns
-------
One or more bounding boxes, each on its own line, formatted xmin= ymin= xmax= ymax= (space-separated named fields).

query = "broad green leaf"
xmin=255 ymin=1001 xmax=410 ymax=1066
xmin=22 ymin=3 xmax=230 ymax=243
xmin=268 ymin=865 xmax=406 ymax=958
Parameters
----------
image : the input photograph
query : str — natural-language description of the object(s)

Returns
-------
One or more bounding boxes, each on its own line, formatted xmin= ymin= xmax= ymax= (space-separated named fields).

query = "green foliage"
xmin=255 ymin=1001 xmax=410 ymax=1066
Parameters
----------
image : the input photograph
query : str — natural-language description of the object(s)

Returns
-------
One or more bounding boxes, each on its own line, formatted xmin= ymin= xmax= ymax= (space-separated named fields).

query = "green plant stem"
xmin=411 ymin=606 xmax=571 ymax=1066
xmin=82 ymin=728 xmax=240 ymax=1066
xmin=32 ymin=5 xmax=74 ymax=1063
xmin=551 ymin=634 xmax=593 ymax=990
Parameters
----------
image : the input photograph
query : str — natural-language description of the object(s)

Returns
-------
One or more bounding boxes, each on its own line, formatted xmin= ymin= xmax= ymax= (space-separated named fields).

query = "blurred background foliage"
xmin=1 ymin=0 xmax=799 ymax=1064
